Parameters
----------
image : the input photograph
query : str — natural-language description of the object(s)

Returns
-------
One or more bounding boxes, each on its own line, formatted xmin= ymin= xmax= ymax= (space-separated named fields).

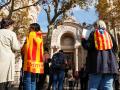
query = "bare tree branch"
xmin=50 ymin=9 xmax=66 ymax=25
xmin=13 ymin=0 xmax=41 ymax=12
xmin=7 ymin=0 xmax=15 ymax=19
xmin=50 ymin=1 xmax=72 ymax=25
xmin=53 ymin=0 xmax=58 ymax=15
xmin=7 ymin=0 xmax=42 ymax=19
xmin=44 ymin=5 xmax=51 ymax=24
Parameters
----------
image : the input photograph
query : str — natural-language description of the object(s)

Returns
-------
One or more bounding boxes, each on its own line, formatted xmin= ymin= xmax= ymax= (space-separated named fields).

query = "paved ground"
xmin=8 ymin=75 xmax=120 ymax=90
xmin=8 ymin=87 xmax=18 ymax=90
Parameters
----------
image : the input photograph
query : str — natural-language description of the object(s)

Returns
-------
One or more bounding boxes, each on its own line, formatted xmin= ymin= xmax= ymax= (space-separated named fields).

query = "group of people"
xmin=0 ymin=17 xmax=120 ymax=90
xmin=0 ymin=18 xmax=45 ymax=90
xmin=0 ymin=18 xmax=67 ymax=90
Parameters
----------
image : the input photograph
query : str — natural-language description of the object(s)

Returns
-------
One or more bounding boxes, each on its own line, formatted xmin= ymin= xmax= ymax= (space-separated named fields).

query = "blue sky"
xmin=38 ymin=6 xmax=98 ymax=32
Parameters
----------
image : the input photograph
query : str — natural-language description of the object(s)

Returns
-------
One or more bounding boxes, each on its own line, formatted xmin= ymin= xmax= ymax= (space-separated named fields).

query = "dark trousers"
xmin=114 ymin=79 xmax=120 ymax=90
xmin=114 ymin=74 xmax=120 ymax=90
xmin=23 ymin=72 xmax=36 ymax=90
xmin=68 ymin=80 xmax=74 ymax=90
xmin=47 ymin=73 xmax=53 ymax=90
xmin=52 ymin=71 xmax=65 ymax=90
xmin=36 ymin=74 xmax=46 ymax=90
xmin=80 ymin=79 xmax=88 ymax=90
xmin=0 ymin=82 xmax=9 ymax=90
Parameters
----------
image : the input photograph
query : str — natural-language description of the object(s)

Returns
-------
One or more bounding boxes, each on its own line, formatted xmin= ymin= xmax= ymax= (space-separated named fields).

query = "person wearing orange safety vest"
xmin=81 ymin=20 xmax=118 ymax=90
xmin=21 ymin=23 xmax=44 ymax=90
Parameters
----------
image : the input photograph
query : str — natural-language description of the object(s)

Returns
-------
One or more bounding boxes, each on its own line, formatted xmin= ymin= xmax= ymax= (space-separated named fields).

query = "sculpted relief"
xmin=51 ymin=23 xmax=82 ymax=48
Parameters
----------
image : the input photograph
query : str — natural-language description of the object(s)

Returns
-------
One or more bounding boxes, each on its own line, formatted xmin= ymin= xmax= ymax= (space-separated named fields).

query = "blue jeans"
xmin=52 ymin=70 xmax=65 ymax=90
xmin=23 ymin=71 xmax=36 ymax=90
xmin=88 ymin=74 xmax=114 ymax=90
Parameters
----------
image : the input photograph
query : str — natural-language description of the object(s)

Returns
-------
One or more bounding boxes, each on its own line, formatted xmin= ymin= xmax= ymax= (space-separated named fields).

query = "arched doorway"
xmin=60 ymin=33 xmax=75 ymax=70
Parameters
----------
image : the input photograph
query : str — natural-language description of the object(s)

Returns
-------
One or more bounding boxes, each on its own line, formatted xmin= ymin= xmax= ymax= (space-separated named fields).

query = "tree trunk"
xmin=45 ymin=25 xmax=54 ymax=49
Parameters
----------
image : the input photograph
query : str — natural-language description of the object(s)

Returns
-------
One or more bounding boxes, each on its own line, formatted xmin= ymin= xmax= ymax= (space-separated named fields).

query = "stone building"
xmin=50 ymin=17 xmax=87 ymax=71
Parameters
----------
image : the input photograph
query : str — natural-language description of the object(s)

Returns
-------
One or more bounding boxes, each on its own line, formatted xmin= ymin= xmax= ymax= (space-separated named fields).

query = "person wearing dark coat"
xmin=81 ymin=20 xmax=118 ymax=90
xmin=51 ymin=50 xmax=66 ymax=90
xmin=79 ymin=67 xmax=88 ymax=90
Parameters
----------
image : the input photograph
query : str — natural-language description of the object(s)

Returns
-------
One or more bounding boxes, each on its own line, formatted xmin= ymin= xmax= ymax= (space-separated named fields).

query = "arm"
xmin=81 ymin=38 xmax=88 ymax=49
xmin=21 ymin=40 xmax=26 ymax=57
xmin=11 ymin=32 xmax=20 ymax=52
xmin=81 ymin=32 xmax=95 ymax=50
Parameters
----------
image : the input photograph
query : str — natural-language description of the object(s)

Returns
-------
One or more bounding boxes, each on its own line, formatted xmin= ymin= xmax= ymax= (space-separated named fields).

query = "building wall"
xmin=50 ymin=17 xmax=86 ymax=71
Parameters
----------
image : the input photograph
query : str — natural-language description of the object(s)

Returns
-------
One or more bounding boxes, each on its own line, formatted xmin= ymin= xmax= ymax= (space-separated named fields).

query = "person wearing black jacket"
xmin=81 ymin=20 xmax=118 ymax=90
xmin=79 ymin=66 xmax=88 ymax=90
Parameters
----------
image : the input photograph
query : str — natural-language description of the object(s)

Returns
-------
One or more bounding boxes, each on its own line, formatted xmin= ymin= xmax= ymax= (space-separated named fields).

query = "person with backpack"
xmin=81 ymin=20 xmax=118 ymax=90
xmin=51 ymin=50 xmax=66 ymax=90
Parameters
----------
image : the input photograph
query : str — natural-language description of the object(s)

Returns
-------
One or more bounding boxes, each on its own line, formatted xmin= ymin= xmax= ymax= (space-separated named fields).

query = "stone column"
xmin=75 ymin=47 xmax=79 ymax=71
xmin=50 ymin=47 xmax=53 ymax=58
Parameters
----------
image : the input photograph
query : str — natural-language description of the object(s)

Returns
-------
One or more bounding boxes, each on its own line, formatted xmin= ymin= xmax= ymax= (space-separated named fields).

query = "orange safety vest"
xmin=94 ymin=29 xmax=113 ymax=50
xmin=23 ymin=31 xmax=44 ymax=74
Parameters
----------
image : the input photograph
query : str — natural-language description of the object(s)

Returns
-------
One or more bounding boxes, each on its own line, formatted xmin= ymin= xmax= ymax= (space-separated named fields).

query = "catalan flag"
xmin=23 ymin=31 xmax=44 ymax=74
xmin=94 ymin=29 xmax=113 ymax=50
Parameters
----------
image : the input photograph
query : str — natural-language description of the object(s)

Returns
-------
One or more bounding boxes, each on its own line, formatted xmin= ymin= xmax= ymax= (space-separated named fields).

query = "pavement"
xmin=7 ymin=75 xmax=120 ymax=90
xmin=8 ymin=87 xmax=18 ymax=90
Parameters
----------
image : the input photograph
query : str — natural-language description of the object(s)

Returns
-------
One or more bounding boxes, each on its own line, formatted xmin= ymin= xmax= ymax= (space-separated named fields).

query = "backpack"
xmin=51 ymin=52 xmax=65 ymax=71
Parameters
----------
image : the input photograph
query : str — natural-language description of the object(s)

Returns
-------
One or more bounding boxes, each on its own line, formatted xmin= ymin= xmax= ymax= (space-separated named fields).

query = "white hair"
xmin=97 ymin=20 xmax=106 ymax=29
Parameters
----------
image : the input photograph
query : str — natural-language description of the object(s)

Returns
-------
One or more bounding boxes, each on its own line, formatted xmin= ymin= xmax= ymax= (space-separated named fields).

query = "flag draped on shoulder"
xmin=94 ymin=29 xmax=113 ymax=50
xmin=23 ymin=31 xmax=44 ymax=74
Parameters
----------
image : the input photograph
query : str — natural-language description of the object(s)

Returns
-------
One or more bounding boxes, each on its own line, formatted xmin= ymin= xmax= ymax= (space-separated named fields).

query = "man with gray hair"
xmin=81 ymin=20 xmax=118 ymax=90
xmin=96 ymin=20 xmax=106 ymax=29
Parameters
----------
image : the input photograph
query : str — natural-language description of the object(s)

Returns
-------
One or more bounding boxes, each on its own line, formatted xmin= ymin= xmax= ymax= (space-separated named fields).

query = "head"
xmin=96 ymin=20 xmax=106 ymax=29
xmin=82 ymin=22 xmax=86 ymax=28
xmin=44 ymin=47 xmax=48 ymax=51
xmin=29 ymin=23 xmax=41 ymax=32
xmin=0 ymin=18 xmax=15 ymax=29
xmin=59 ymin=50 xmax=64 ymax=53
xmin=93 ymin=22 xmax=97 ymax=29
xmin=44 ymin=47 xmax=49 ymax=53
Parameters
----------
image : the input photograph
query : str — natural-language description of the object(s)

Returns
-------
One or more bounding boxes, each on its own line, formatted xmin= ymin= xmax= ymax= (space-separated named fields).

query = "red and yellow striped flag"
xmin=94 ymin=30 xmax=113 ymax=50
xmin=23 ymin=31 xmax=44 ymax=74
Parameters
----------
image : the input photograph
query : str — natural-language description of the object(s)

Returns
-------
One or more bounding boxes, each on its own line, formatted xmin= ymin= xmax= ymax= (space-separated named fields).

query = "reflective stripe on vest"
xmin=94 ymin=30 xmax=113 ymax=50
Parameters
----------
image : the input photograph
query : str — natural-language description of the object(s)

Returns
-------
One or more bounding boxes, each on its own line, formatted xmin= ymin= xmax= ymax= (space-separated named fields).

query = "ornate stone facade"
xmin=51 ymin=17 xmax=87 ymax=71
